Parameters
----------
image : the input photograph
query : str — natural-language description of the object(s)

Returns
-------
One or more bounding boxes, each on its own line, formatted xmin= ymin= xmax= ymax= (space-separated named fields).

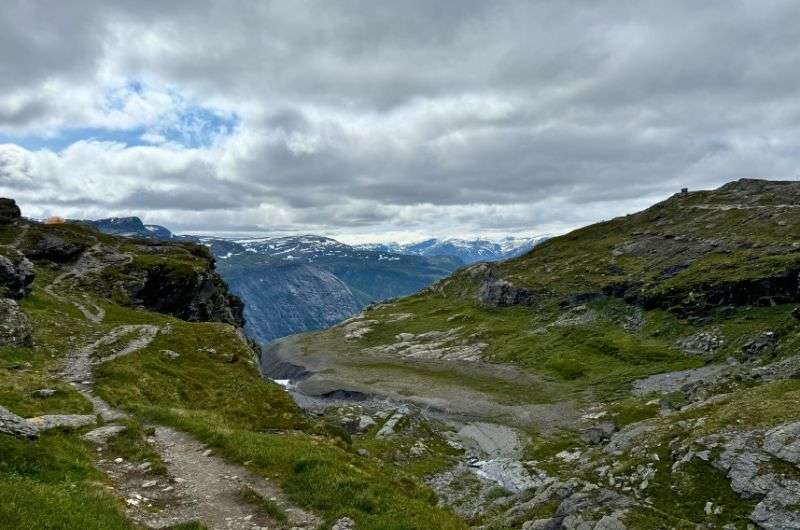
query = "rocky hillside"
xmin=272 ymin=179 xmax=800 ymax=529
xmin=0 ymin=199 xmax=466 ymax=530
xmin=208 ymin=236 xmax=462 ymax=343
xmin=82 ymin=219 xmax=464 ymax=344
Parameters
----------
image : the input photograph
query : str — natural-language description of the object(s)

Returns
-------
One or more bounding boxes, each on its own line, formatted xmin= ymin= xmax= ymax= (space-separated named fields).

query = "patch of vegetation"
xmin=626 ymin=445 xmax=756 ymax=528
xmin=0 ymin=433 xmax=135 ymax=530
xmin=607 ymin=398 xmax=659 ymax=428
xmin=106 ymin=420 xmax=168 ymax=475
xmin=237 ymin=486 xmax=288 ymax=524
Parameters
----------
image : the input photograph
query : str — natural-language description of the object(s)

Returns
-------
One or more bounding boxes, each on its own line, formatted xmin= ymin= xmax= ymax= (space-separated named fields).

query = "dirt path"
xmin=43 ymin=243 xmax=133 ymax=323
xmin=64 ymin=325 xmax=319 ymax=529
xmin=147 ymin=426 xmax=319 ymax=529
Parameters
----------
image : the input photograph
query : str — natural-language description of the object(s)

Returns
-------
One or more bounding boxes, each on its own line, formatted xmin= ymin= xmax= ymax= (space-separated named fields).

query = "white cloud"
xmin=1 ymin=1 xmax=800 ymax=240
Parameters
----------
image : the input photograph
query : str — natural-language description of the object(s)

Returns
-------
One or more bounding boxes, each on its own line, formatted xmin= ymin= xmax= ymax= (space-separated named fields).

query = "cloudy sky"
xmin=1 ymin=1 xmax=799 ymax=243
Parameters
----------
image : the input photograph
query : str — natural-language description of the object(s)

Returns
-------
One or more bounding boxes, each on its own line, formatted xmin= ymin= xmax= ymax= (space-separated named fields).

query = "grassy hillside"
xmin=289 ymin=179 xmax=800 ymax=528
xmin=301 ymin=179 xmax=800 ymax=394
xmin=0 ymin=217 xmax=465 ymax=530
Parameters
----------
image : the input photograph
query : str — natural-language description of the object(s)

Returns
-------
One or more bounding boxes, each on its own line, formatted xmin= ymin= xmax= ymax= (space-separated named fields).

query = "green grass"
xmin=0 ymin=433 xmax=136 ymax=530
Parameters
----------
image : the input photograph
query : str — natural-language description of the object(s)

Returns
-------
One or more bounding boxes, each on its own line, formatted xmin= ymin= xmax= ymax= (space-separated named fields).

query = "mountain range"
xmin=79 ymin=219 xmax=542 ymax=343
xmin=356 ymin=236 xmax=547 ymax=264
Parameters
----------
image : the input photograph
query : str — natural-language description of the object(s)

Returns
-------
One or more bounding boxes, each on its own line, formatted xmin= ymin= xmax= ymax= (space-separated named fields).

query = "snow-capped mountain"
xmin=357 ymin=236 xmax=548 ymax=264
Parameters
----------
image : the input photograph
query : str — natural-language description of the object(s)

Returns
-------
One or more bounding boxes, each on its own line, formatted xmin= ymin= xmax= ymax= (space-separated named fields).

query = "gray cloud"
xmin=1 ymin=1 xmax=800 ymax=240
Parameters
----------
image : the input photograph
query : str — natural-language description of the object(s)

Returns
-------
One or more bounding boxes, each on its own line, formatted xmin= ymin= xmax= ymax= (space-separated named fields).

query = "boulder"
xmin=27 ymin=414 xmax=96 ymax=431
xmin=83 ymin=424 xmax=127 ymax=444
xmin=0 ymin=255 xmax=34 ymax=299
xmin=581 ymin=421 xmax=617 ymax=445
xmin=478 ymin=278 xmax=537 ymax=307
xmin=0 ymin=406 xmax=38 ymax=439
xmin=0 ymin=298 xmax=33 ymax=347
xmin=0 ymin=198 xmax=21 ymax=224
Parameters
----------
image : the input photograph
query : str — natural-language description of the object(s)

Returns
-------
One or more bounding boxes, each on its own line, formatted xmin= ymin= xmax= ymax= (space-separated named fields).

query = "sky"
xmin=1 ymin=1 xmax=800 ymax=244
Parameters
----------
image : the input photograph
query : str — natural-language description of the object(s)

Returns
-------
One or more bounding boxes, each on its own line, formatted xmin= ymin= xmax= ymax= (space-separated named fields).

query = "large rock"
xmin=478 ymin=277 xmax=537 ymax=307
xmin=0 ymin=298 xmax=32 ymax=347
xmin=23 ymin=231 xmax=87 ymax=263
xmin=0 ymin=406 xmax=38 ymax=439
xmin=763 ymin=422 xmax=800 ymax=464
xmin=27 ymin=414 xmax=96 ymax=431
xmin=0 ymin=198 xmax=21 ymax=224
xmin=0 ymin=255 xmax=34 ymax=299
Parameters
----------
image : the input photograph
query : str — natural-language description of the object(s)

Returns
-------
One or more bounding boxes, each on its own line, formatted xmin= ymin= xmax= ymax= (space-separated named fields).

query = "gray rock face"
xmin=27 ymin=414 xmax=96 ymax=431
xmin=750 ymin=354 xmax=800 ymax=381
xmin=742 ymin=331 xmax=778 ymax=358
xmin=0 ymin=298 xmax=33 ymax=347
xmin=581 ymin=422 xmax=617 ymax=445
xmin=23 ymin=232 xmax=87 ymax=263
xmin=690 ymin=423 xmax=800 ymax=528
xmin=375 ymin=405 xmax=412 ymax=438
xmin=604 ymin=420 xmax=658 ymax=455
xmin=0 ymin=405 xmax=38 ymax=439
xmin=477 ymin=278 xmax=537 ymax=307
xmin=631 ymin=362 xmax=735 ymax=397
xmin=473 ymin=457 xmax=541 ymax=493
xmin=0 ymin=198 xmax=21 ymax=224
xmin=32 ymin=389 xmax=56 ymax=398
xmin=0 ymin=254 xmax=35 ymax=299
xmin=331 ymin=517 xmax=355 ymax=530
xmin=763 ymin=422 xmax=800 ymax=464
xmin=83 ymin=424 xmax=127 ymax=444
xmin=226 ymin=263 xmax=363 ymax=344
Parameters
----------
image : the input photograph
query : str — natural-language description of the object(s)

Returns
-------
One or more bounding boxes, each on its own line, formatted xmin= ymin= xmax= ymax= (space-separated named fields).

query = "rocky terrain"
xmin=268 ymin=179 xmax=800 ymax=529
xmin=0 ymin=199 xmax=465 ymax=530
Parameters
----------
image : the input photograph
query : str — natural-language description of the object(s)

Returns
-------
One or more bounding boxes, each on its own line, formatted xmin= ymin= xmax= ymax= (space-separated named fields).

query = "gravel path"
xmin=147 ymin=426 xmax=319 ymax=529
xmin=63 ymin=325 xmax=319 ymax=529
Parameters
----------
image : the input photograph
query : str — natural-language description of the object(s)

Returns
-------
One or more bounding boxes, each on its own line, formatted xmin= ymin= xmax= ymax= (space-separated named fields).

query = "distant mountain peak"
xmin=356 ymin=235 xmax=548 ymax=264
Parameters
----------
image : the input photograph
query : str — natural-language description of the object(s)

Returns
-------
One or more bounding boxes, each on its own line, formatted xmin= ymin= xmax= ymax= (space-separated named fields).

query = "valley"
xmin=258 ymin=179 xmax=800 ymax=529
xmin=4 ymin=179 xmax=800 ymax=529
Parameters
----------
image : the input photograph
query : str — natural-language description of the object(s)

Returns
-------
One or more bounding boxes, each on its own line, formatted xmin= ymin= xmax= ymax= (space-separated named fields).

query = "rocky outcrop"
xmin=478 ymin=277 xmax=537 ymax=307
xmin=123 ymin=265 xmax=244 ymax=326
xmin=27 ymin=414 xmax=96 ymax=431
xmin=641 ymin=267 xmax=800 ymax=315
xmin=0 ymin=198 xmax=21 ymax=224
xmin=0 ymin=254 xmax=34 ymax=299
xmin=363 ymin=327 xmax=487 ymax=361
xmin=683 ymin=422 xmax=800 ymax=528
xmin=0 ymin=298 xmax=33 ymax=347
xmin=23 ymin=231 xmax=88 ymax=263
xmin=0 ymin=405 xmax=38 ymax=439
